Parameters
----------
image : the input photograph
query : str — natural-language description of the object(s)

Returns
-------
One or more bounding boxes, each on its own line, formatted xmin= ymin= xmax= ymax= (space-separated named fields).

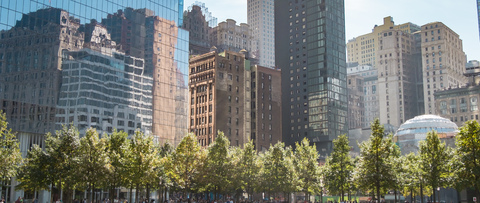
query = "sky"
xmin=183 ymin=0 xmax=480 ymax=61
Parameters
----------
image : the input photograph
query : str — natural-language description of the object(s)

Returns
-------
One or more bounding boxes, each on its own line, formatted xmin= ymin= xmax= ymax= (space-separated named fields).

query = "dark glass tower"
xmin=275 ymin=0 xmax=347 ymax=158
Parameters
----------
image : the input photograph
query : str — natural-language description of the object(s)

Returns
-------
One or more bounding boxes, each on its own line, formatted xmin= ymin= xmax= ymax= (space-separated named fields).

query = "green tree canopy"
xmin=454 ymin=120 xmax=480 ymax=200
xmin=0 ymin=111 xmax=22 ymax=183
xmin=323 ymin=135 xmax=354 ymax=201
xmin=354 ymin=119 xmax=398 ymax=201
xmin=294 ymin=138 xmax=320 ymax=201
xmin=419 ymin=130 xmax=452 ymax=203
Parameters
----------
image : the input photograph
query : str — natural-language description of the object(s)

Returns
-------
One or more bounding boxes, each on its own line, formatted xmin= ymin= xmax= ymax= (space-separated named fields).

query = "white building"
xmin=247 ymin=0 xmax=275 ymax=67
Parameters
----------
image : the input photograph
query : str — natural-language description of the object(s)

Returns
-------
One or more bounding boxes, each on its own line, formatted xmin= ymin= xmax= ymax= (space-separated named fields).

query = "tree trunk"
xmin=420 ymin=183 xmax=424 ymax=203
xmin=394 ymin=190 xmax=397 ymax=203
xmin=146 ymin=184 xmax=150 ymax=203
xmin=432 ymin=186 xmax=436 ymax=203
xmin=376 ymin=181 xmax=380 ymax=203
xmin=129 ymin=186 xmax=133 ymax=203
xmin=135 ymin=184 xmax=139 ymax=203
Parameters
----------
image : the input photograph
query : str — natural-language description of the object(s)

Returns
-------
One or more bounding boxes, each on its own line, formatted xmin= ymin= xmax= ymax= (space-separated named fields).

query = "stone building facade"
xmin=210 ymin=19 xmax=255 ymax=56
xmin=377 ymin=29 xmax=423 ymax=127
xmin=421 ymin=22 xmax=468 ymax=114
xmin=189 ymin=51 xmax=250 ymax=147
xmin=188 ymin=50 xmax=281 ymax=151
xmin=250 ymin=65 xmax=282 ymax=152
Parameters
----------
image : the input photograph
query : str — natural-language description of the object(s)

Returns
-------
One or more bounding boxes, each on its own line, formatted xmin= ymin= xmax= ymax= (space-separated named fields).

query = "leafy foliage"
xmin=0 ymin=111 xmax=22 ymax=183
xmin=354 ymin=119 xmax=398 ymax=201
xmin=454 ymin=120 xmax=480 ymax=199
xmin=323 ymin=135 xmax=354 ymax=201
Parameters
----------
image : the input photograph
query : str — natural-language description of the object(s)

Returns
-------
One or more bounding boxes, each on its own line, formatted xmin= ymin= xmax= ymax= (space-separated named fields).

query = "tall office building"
xmin=247 ymin=0 xmax=275 ymax=67
xmin=347 ymin=17 xmax=420 ymax=67
xmin=377 ymin=29 xmax=423 ymax=127
xmin=275 ymin=0 xmax=347 ymax=157
xmin=0 ymin=1 xmax=188 ymax=201
xmin=421 ymin=22 xmax=467 ymax=114
xmin=477 ymin=0 xmax=480 ymax=40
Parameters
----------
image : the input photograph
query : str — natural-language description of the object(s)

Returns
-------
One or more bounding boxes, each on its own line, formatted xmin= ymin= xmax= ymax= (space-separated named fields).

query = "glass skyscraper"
xmin=275 ymin=0 xmax=347 ymax=158
xmin=0 ymin=1 xmax=188 ymax=201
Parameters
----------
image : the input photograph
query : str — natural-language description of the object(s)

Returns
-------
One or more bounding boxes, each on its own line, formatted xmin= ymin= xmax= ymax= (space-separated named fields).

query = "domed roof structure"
xmin=394 ymin=114 xmax=458 ymax=154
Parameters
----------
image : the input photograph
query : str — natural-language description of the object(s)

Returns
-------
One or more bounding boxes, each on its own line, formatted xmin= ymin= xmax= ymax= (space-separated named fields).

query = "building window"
xmin=471 ymin=97 xmax=478 ymax=111
xmin=440 ymin=101 xmax=447 ymax=115
xmin=450 ymin=99 xmax=457 ymax=113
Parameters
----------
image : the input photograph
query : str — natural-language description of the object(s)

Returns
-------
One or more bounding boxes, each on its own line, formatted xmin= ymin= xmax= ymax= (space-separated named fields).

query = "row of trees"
xmin=333 ymin=119 xmax=480 ymax=203
xmin=1 ymin=111 xmax=479 ymax=203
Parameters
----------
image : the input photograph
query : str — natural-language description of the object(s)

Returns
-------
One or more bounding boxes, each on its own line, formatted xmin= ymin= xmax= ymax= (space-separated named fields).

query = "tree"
xmin=44 ymin=125 xmax=81 ymax=203
xmin=156 ymin=142 xmax=174 ymax=203
xmin=105 ymin=130 xmax=130 ymax=201
xmin=0 ymin=111 xmax=22 ymax=185
xmin=401 ymin=152 xmax=431 ymax=203
xmin=16 ymin=145 xmax=50 ymax=193
xmin=125 ymin=131 xmax=160 ymax=203
xmin=294 ymin=138 xmax=320 ymax=202
xmin=262 ymin=142 xmax=291 ymax=200
xmin=354 ymin=119 xmax=398 ymax=202
xmin=204 ymin=132 xmax=232 ymax=200
xmin=419 ymin=130 xmax=451 ymax=203
xmin=77 ymin=128 xmax=110 ymax=203
xmin=323 ymin=135 xmax=354 ymax=201
xmin=284 ymin=146 xmax=299 ymax=203
xmin=167 ymin=133 xmax=205 ymax=202
xmin=454 ymin=120 xmax=480 ymax=200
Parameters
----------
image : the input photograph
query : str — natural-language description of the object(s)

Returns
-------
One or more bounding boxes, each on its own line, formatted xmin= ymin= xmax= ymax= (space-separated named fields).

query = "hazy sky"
xmin=184 ymin=0 xmax=480 ymax=61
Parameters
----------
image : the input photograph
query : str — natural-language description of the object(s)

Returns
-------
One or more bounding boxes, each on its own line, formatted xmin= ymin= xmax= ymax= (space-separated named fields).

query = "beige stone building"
xmin=377 ymin=29 xmax=423 ymax=127
xmin=188 ymin=50 xmax=281 ymax=151
xmin=434 ymin=62 xmax=480 ymax=127
xmin=421 ymin=22 xmax=468 ymax=114
xmin=210 ymin=19 xmax=255 ymax=56
xmin=347 ymin=16 xmax=420 ymax=67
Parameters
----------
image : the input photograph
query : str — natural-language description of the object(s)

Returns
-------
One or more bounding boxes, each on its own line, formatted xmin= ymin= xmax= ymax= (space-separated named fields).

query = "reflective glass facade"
xmin=275 ymin=0 xmax=347 ymax=158
xmin=0 ymin=0 xmax=189 ymax=145
xmin=58 ymin=49 xmax=153 ymax=137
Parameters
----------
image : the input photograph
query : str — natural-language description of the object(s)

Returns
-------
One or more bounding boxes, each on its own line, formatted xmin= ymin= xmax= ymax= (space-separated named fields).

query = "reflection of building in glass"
xmin=394 ymin=114 xmax=458 ymax=155
xmin=58 ymin=49 xmax=153 ymax=137
xmin=183 ymin=5 xmax=212 ymax=55
xmin=103 ymin=8 xmax=189 ymax=145
xmin=186 ymin=1 xmax=218 ymax=27
xmin=0 ymin=0 xmax=188 ymax=202
xmin=347 ymin=64 xmax=379 ymax=129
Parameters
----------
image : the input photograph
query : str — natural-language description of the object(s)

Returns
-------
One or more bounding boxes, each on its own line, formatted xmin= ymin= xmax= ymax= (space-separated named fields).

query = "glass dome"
xmin=394 ymin=114 xmax=458 ymax=154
